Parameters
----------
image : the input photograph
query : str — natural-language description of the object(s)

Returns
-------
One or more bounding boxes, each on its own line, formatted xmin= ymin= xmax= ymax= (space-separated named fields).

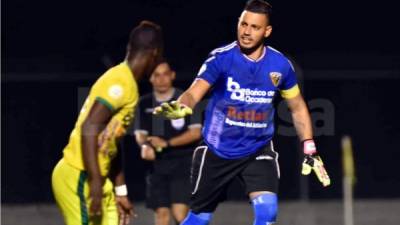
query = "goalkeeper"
xmin=154 ymin=1 xmax=330 ymax=224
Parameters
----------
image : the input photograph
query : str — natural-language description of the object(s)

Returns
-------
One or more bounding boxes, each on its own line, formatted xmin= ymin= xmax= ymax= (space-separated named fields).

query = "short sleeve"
xmin=188 ymin=107 xmax=203 ymax=129
xmin=92 ymin=75 xmax=128 ymax=112
xmin=196 ymin=54 xmax=221 ymax=85
xmin=133 ymin=98 xmax=149 ymax=135
xmin=279 ymin=60 xmax=300 ymax=99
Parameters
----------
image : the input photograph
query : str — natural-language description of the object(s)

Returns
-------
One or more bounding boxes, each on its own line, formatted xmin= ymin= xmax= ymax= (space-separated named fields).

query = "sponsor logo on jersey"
xmin=225 ymin=106 xmax=269 ymax=128
xmin=269 ymin=72 xmax=282 ymax=87
xmin=227 ymin=106 xmax=268 ymax=122
xmin=227 ymin=77 xmax=274 ymax=104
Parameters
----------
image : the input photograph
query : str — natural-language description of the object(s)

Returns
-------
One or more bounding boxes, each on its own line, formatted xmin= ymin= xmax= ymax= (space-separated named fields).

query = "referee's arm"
xmin=168 ymin=125 xmax=201 ymax=147
xmin=134 ymin=130 xmax=149 ymax=146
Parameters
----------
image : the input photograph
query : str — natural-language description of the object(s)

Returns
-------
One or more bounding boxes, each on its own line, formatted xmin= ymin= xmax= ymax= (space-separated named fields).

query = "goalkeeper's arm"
xmin=154 ymin=79 xmax=211 ymax=119
xmin=177 ymin=78 xmax=211 ymax=109
xmin=285 ymin=93 xmax=331 ymax=187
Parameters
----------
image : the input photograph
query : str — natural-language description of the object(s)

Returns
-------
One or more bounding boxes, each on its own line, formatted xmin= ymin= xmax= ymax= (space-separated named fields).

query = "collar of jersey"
xmin=240 ymin=46 xmax=266 ymax=63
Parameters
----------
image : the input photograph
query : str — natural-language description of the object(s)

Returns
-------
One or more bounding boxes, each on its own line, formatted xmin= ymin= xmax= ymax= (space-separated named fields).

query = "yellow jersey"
xmin=63 ymin=62 xmax=138 ymax=176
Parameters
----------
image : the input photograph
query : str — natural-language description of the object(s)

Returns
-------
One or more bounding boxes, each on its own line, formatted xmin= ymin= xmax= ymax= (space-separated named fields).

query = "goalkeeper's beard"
xmin=238 ymin=37 xmax=265 ymax=56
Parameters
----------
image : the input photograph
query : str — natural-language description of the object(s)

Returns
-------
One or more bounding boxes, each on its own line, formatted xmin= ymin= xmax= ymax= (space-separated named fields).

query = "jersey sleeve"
xmin=133 ymin=98 xmax=149 ymax=135
xmin=196 ymin=54 xmax=221 ymax=85
xmin=279 ymin=59 xmax=300 ymax=99
xmin=188 ymin=107 xmax=203 ymax=129
xmin=92 ymin=74 xmax=129 ymax=112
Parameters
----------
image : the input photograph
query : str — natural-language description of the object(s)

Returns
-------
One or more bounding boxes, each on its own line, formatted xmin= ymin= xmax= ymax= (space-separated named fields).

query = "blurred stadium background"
xmin=2 ymin=0 xmax=400 ymax=224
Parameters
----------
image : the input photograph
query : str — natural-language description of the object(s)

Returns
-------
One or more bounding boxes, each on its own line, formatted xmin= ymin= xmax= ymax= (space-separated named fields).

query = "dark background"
xmin=2 ymin=0 xmax=400 ymax=203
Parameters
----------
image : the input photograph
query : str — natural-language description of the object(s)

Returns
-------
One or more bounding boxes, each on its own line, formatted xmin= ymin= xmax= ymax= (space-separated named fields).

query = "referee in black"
xmin=134 ymin=60 xmax=202 ymax=225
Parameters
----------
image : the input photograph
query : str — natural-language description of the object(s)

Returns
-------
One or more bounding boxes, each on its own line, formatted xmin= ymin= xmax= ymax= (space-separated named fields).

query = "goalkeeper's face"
xmin=237 ymin=10 xmax=272 ymax=51
xmin=150 ymin=62 xmax=176 ymax=94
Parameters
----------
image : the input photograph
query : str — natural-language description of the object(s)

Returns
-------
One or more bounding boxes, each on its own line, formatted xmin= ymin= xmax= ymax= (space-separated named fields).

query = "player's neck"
xmin=125 ymin=60 xmax=144 ymax=80
xmin=154 ymin=88 xmax=175 ymax=102
xmin=125 ymin=53 xmax=149 ymax=80
xmin=241 ymin=44 xmax=265 ymax=61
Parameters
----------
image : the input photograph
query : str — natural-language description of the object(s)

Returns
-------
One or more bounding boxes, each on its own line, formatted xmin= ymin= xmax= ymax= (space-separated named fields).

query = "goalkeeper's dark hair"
xmin=127 ymin=20 xmax=164 ymax=55
xmin=244 ymin=0 xmax=272 ymax=23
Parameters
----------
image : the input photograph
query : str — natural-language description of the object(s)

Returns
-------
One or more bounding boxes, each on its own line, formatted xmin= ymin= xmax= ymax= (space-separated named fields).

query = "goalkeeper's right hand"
xmin=153 ymin=101 xmax=193 ymax=119
xmin=302 ymin=154 xmax=331 ymax=187
xmin=301 ymin=139 xmax=331 ymax=187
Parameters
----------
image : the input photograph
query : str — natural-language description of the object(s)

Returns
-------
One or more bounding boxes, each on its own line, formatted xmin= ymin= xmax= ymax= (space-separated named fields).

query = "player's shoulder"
xmin=209 ymin=41 xmax=238 ymax=58
xmin=267 ymin=46 xmax=294 ymax=68
xmin=97 ymin=62 xmax=132 ymax=82
xmin=93 ymin=62 xmax=137 ymax=98
xmin=266 ymin=46 xmax=288 ymax=60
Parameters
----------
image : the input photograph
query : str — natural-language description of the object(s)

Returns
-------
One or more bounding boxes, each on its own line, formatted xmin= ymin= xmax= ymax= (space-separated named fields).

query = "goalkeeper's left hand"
xmin=153 ymin=101 xmax=193 ymax=119
xmin=301 ymin=139 xmax=331 ymax=187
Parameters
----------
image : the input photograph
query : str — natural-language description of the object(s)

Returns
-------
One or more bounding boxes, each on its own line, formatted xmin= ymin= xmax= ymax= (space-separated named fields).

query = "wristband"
xmin=115 ymin=184 xmax=128 ymax=196
xmin=302 ymin=139 xmax=317 ymax=155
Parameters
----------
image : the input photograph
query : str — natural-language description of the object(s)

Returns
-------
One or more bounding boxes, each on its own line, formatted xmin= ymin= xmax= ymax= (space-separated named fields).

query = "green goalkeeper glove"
xmin=301 ymin=139 xmax=331 ymax=187
xmin=153 ymin=101 xmax=193 ymax=119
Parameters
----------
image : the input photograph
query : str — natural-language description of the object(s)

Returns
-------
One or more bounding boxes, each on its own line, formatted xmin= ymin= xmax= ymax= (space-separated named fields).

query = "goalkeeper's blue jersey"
xmin=196 ymin=41 xmax=300 ymax=159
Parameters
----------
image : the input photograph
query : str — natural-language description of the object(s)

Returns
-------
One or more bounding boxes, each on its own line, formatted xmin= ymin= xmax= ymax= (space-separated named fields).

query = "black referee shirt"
xmin=134 ymin=88 xmax=202 ymax=158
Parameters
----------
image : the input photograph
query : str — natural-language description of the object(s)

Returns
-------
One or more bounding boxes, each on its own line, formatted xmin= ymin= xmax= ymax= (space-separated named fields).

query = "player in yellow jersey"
xmin=51 ymin=20 xmax=164 ymax=225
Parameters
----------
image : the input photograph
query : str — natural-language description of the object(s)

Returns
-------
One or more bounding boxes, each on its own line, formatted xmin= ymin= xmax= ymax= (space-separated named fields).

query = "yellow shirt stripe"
xmin=96 ymin=96 xmax=115 ymax=112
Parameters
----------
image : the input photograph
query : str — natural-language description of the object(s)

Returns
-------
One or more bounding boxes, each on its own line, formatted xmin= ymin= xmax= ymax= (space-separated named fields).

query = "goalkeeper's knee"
xmin=252 ymin=193 xmax=278 ymax=225
xmin=180 ymin=211 xmax=213 ymax=225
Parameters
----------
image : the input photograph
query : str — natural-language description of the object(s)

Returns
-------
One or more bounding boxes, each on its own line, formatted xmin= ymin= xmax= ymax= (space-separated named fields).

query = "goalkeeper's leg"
xmin=251 ymin=193 xmax=278 ymax=225
xmin=244 ymin=143 xmax=280 ymax=225
xmin=180 ymin=211 xmax=212 ymax=225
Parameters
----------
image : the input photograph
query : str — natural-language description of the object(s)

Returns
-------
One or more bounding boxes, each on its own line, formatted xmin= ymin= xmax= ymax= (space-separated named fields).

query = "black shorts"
xmin=145 ymin=156 xmax=192 ymax=209
xmin=190 ymin=142 xmax=279 ymax=213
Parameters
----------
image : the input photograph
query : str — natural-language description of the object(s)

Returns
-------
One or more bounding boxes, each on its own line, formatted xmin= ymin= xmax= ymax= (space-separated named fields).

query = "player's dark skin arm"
xmin=108 ymin=148 xmax=125 ymax=187
xmin=285 ymin=94 xmax=313 ymax=141
xmin=109 ymin=148 xmax=134 ymax=223
xmin=81 ymin=101 xmax=112 ymax=216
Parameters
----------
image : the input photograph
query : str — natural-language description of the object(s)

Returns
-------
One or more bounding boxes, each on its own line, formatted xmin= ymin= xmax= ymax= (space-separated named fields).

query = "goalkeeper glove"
xmin=301 ymin=139 xmax=331 ymax=187
xmin=153 ymin=101 xmax=193 ymax=119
